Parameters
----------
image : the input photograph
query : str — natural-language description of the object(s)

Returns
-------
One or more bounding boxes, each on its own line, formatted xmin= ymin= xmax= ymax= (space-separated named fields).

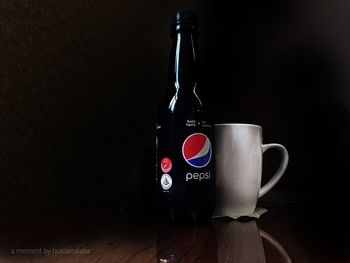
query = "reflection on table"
xmin=157 ymin=219 xmax=292 ymax=263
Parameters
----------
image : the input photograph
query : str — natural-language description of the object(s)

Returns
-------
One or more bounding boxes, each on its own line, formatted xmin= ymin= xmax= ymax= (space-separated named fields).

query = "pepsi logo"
xmin=182 ymin=133 xmax=212 ymax=168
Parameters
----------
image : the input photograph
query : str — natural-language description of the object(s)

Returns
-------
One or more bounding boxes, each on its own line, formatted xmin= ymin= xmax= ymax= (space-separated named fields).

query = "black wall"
xmin=0 ymin=0 xmax=349 ymax=215
xmin=209 ymin=0 xmax=350 ymax=206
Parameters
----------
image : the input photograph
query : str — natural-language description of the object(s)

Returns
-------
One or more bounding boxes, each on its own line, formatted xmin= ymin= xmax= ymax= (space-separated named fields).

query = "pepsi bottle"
xmin=156 ymin=11 xmax=215 ymax=223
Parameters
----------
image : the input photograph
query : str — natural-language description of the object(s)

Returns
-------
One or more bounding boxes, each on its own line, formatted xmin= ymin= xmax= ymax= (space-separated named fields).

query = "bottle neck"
xmin=168 ymin=31 xmax=201 ymax=92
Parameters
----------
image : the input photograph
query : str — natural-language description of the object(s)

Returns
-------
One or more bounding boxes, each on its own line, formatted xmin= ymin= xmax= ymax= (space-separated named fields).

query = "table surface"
xmin=0 ymin=206 xmax=348 ymax=262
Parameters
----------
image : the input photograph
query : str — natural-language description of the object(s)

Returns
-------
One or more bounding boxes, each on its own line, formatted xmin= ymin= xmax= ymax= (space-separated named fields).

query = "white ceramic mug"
xmin=214 ymin=123 xmax=289 ymax=218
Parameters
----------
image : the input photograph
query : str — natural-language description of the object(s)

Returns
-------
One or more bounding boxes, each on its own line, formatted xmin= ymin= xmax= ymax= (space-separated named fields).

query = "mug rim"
xmin=215 ymin=123 xmax=262 ymax=128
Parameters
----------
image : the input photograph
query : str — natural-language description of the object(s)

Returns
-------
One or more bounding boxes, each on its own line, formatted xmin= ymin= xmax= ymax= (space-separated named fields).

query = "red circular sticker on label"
xmin=161 ymin=157 xmax=172 ymax=173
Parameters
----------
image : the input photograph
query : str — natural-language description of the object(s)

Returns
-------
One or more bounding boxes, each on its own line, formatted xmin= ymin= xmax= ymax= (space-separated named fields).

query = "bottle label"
xmin=156 ymin=116 xmax=215 ymax=195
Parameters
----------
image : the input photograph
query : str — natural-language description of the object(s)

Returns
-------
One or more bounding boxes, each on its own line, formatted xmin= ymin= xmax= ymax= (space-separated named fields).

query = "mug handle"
xmin=258 ymin=144 xmax=289 ymax=198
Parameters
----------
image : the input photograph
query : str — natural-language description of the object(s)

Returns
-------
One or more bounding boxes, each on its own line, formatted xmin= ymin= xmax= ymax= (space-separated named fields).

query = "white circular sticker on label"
xmin=160 ymin=174 xmax=172 ymax=190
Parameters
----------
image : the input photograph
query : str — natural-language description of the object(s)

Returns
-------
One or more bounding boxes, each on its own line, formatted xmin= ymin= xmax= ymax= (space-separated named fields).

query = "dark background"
xmin=1 ymin=0 xmax=349 ymax=216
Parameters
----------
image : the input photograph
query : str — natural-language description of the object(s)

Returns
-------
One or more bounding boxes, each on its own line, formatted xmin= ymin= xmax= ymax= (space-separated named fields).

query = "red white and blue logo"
xmin=182 ymin=133 xmax=212 ymax=168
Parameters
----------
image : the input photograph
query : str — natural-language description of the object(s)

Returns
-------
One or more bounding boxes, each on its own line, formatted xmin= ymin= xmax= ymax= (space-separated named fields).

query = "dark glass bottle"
xmin=156 ymin=11 xmax=215 ymax=223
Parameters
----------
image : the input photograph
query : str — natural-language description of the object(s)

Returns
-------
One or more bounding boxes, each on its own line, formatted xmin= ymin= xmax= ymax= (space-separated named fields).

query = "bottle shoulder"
xmin=158 ymin=86 xmax=204 ymax=113
xmin=156 ymin=99 xmax=212 ymax=124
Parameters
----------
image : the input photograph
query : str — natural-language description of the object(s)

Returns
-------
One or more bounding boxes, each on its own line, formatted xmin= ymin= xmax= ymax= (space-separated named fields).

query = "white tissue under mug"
xmin=214 ymin=124 xmax=289 ymax=219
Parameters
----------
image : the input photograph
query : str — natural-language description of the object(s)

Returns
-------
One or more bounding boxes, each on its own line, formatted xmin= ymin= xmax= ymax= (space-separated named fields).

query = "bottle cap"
xmin=171 ymin=11 xmax=199 ymax=35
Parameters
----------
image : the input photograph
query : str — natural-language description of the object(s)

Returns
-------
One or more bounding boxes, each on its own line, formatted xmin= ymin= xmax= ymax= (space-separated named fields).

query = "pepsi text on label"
xmin=186 ymin=171 xmax=211 ymax=182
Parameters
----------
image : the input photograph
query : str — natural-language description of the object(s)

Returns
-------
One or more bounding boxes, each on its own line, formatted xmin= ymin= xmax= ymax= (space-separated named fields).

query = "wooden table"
xmin=0 ymin=206 xmax=348 ymax=262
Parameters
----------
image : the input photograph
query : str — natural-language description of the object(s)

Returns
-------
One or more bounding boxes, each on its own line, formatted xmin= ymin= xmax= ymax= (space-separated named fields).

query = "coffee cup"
xmin=214 ymin=123 xmax=289 ymax=218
